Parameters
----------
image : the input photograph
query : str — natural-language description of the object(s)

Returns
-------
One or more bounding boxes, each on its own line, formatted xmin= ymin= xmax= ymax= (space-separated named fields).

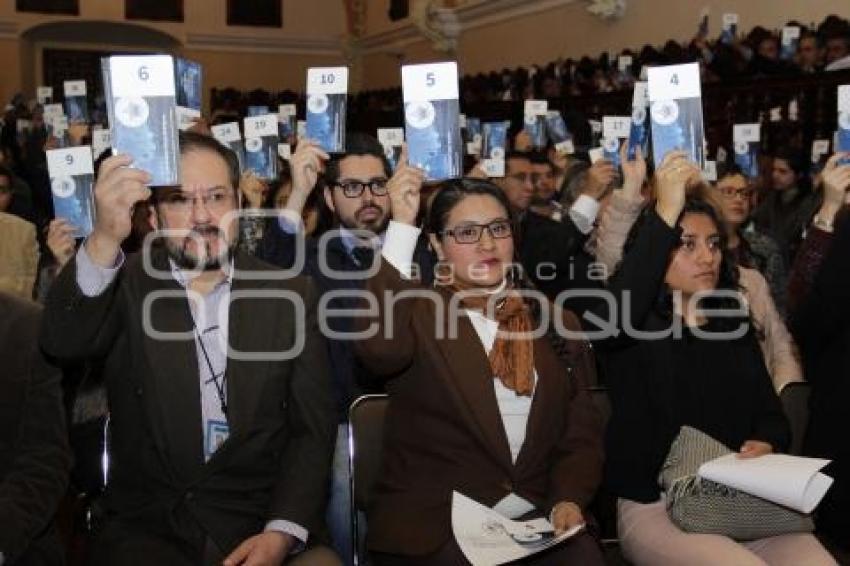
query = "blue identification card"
xmin=205 ymin=420 xmax=230 ymax=459
xmin=780 ymin=27 xmax=800 ymax=61
xmin=211 ymin=122 xmax=245 ymax=172
xmin=465 ymin=117 xmax=482 ymax=155
xmin=647 ymin=63 xmax=706 ymax=169
xmin=628 ymin=82 xmax=649 ymax=160
xmin=481 ymin=121 xmax=508 ymax=177
xmin=174 ymin=58 xmax=202 ymax=110
xmin=544 ymin=111 xmax=570 ymax=144
xmin=603 ymin=115 xmax=630 ymax=167
xmin=523 ymin=100 xmax=548 ymax=149
xmin=306 ymin=67 xmax=348 ymax=153
xmin=63 ymin=80 xmax=89 ymax=124
xmin=402 ymin=62 xmax=463 ymax=181
xmin=278 ymin=104 xmax=297 ymax=140
xmin=102 ymin=55 xmax=180 ymax=186
xmin=247 ymin=105 xmax=269 ymax=117
xmin=838 ymin=85 xmax=850 ymax=165
xmin=378 ymin=128 xmax=404 ymax=172
xmin=47 ymin=146 xmax=96 ymax=239
xmin=720 ymin=13 xmax=738 ymax=45
xmin=243 ymin=114 xmax=279 ymax=180
xmin=733 ymin=123 xmax=760 ymax=178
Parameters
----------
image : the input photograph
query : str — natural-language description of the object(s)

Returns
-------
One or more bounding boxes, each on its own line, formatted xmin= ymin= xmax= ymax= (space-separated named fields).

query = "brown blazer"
xmin=354 ymin=261 xmax=604 ymax=557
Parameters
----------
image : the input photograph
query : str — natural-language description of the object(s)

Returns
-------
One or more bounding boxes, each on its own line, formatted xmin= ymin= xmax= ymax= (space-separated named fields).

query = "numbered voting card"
xmin=524 ymin=100 xmax=548 ymax=149
xmin=628 ymin=82 xmax=650 ymax=160
xmin=378 ymin=127 xmax=404 ymax=172
xmin=402 ymin=62 xmax=463 ymax=181
xmin=243 ymin=114 xmax=279 ymax=180
xmin=37 ymin=86 xmax=53 ymax=105
xmin=63 ymin=80 xmax=89 ymax=124
xmin=733 ymin=123 xmax=761 ymax=178
xmin=47 ymin=146 xmax=96 ymax=239
xmin=837 ymin=85 xmax=850 ymax=158
xmin=648 ymin=63 xmax=706 ymax=169
xmin=102 ymin=55 xmax=179 ymax=186
xmin=212 ymin=121 xmax=245 ymax=171
xmin=481 ymin=121 xmax=508 ymax=177
xmin=306 ymin=67 xmax=348 ymax=153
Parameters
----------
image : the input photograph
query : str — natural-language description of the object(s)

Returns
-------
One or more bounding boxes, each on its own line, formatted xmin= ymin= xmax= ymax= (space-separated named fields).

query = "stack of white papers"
xmin=452 ymin=492 xmax=583 ymax=566
xmin=698 ymin=454 xmax=833 ymax=514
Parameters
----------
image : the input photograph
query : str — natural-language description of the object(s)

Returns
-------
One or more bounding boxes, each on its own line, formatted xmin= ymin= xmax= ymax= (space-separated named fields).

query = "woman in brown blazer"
xmin=354 ymin=176 xmax=605 ymax=565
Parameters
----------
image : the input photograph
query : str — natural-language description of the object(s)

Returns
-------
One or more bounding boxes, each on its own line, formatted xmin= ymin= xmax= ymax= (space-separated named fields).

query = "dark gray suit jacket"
xmin=0 ymin=293 xmax=70 ymax=564
xmin=40 ymin=247 xmax=336 ymax=558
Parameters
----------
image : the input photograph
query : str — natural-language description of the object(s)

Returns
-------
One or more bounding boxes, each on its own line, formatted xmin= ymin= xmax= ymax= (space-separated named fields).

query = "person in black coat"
xmin=258 ymin=133 xmax=429 ymax=564
xmin=580 ymin=152 xmax=833 ymax=565
xmin=0 ymin=292 xmax=71 ymax=565
xmin=791 ymin=164 xmax=850 ymax=552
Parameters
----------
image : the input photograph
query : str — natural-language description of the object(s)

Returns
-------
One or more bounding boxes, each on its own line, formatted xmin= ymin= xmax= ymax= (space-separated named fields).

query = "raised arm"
xmin=41 ymin=154 xmax=151 ymax=361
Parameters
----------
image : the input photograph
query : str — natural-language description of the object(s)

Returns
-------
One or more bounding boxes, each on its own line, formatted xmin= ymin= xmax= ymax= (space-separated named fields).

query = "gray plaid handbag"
xmin=659 ymin=426 xmax=814 ymax=540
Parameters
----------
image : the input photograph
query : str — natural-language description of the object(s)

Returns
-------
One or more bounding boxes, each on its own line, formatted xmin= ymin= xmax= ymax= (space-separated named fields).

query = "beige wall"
xmin=0 ymin=0 xmax=346 ymax=42
xmin=0 ymin=39 xmax=21 ymax=106
xmin=182 ymin=49 xmax=343 ymax=99
xmin=1 ymin=0 xmax=847 ymax=103
xmin=360 ymin=0 xmax=850 ymax=89
xmin=0 ymin=0 xmax=347 ymax=107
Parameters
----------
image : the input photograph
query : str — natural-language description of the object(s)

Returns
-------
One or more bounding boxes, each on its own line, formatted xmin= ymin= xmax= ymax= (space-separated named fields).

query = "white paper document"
xmin=452 ymin=492 xmax=584 ymax=566
xmin=698 ymin=454 xmax=833 ymax=514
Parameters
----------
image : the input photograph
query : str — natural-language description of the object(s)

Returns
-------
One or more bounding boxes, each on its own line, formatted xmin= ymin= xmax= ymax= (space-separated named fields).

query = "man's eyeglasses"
xmin=158 ymin=189 xmax=234 ymax=213
xmin=717 ymin=186 xmax=754 ymax=200
xmin=508 ymin=172 xmax=532 ymax=184
xmin=441 ymin=219 xmax=513 ymax=244
xmin=330 ymin=178 xmax=389 ymax=198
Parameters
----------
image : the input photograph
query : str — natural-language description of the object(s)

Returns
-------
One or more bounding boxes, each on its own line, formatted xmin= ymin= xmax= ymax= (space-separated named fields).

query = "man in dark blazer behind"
xmin=41 ymin=132 xmax=338 ymax=565
xmin=258 ymin=133 xmax=428 ymax=564
xmin=0 ymin=292 xmax=71 ymax=565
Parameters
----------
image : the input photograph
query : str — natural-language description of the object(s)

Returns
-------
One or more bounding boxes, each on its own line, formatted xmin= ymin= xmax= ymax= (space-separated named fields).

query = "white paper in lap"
xmin=698 ymin=453 xmax=833 ymax=514
xmin=452 ymin=491 xmax=583 ymax=566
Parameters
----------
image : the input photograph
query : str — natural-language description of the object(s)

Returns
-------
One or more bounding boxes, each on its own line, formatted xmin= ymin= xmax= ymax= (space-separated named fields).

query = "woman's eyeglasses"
xmin=717 ymin=186 xmax=754 ymax=200
xmin=441 ymin=219 xmax=513 ymax=244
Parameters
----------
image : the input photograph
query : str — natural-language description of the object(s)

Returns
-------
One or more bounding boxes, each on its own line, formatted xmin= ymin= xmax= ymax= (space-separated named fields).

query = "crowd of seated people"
xmin=204 ymin=13 xmax=850 ymax=119
xmin=1 ymin=15 xmax=850 ymax=566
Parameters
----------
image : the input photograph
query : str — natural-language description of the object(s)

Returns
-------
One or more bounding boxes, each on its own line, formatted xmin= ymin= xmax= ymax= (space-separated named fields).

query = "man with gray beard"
xmin=41 ymin=132 xmax=338 ymax=566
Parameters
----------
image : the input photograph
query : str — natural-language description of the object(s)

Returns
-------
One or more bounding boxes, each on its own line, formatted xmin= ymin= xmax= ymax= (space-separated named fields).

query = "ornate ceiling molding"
xmin=184 ymin=33 xmax=344 ymax=56
xmin=357 ymin=0 xmax=580 ymax=54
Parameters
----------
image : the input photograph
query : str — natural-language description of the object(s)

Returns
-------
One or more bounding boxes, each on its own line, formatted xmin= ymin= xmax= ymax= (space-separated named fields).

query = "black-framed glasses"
xmin=717 ymin=186 xmax=754 ymax=200
xmin=330 ymin=178 xmax=389 ymax=198
xmin=157 ymin=188 xmax=234 ymax=214
xmin=442 ymin=219 xmax=513 ymax=244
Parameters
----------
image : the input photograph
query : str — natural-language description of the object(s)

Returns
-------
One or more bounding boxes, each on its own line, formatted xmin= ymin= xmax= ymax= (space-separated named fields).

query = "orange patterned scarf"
xmin=443 ymin=281 xmax=535 ymax=396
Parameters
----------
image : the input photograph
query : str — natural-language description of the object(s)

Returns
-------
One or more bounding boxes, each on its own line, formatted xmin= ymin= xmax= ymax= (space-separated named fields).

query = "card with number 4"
xmin=647 ymin=63 xmax=706 ymax=169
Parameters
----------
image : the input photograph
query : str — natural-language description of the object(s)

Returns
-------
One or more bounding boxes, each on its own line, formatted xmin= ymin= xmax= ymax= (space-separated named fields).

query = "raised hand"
xmin=46 ymin=218 xmax=77 ymax=268
xmin=85 ymin=154 xmax=151 ymax=267
xmin=654 ymin=150 xmax=699 ymax=227
xmin=821 ymin=153 xmax=850 ymax=214
xmin=582 ymin=159 xmax=617 ymax=200
xmin=285 ymin=140 xmax=329 ymax=217
xmin=387 ymin=144 xmax=426 ymax=226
